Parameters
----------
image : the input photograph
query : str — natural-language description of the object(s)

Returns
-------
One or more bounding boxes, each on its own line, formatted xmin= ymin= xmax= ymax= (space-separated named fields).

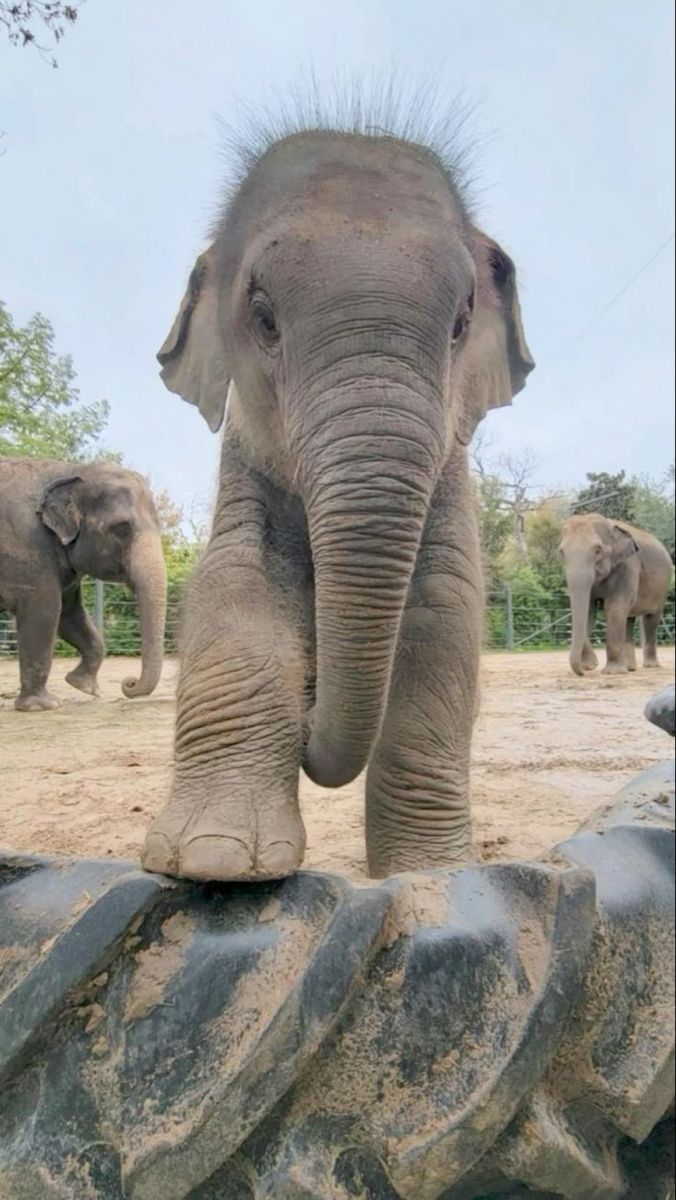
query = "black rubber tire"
xmin=0 ymin=696 xmax=673 ymax=1200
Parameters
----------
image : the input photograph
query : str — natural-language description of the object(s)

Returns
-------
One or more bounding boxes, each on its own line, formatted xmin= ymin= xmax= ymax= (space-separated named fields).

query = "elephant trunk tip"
xmin=303 ymin=731 xmax=367 ymax=789
xmin=121 ymin=673 xmax=158 ymax=699
xmin=569 ymin=656 xmax=584 ymax=678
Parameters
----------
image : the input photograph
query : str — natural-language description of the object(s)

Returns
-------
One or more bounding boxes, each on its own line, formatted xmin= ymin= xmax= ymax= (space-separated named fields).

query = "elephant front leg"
xmin=642 ymin=612 xmax=662 ymax=668
xmin=581 ymin=602 xmax=599 ymax=670
xmin=624 ymin=615 xmax=637 ymax=672
xmin=60 ymin=586 xmax=105 ymax=696
xmin=602 ymin=601 xmax=630 ymax=674
xmin=365 ymin=464 xmax=481 ymax=876
xmin=143 ymin=561 xmax=307 ymax=883
xmin=14 ymin=592 xmax=61 ymax=711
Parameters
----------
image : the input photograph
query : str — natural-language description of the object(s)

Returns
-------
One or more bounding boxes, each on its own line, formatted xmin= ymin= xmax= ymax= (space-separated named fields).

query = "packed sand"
xmin=1 ymin=649 xmax=673 ymax=880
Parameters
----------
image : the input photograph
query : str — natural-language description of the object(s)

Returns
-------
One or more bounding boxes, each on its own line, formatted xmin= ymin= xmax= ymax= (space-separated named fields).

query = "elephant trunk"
xmin=122 ymin=529 xmax=167 ymax=698
xmin=567 ymin=566 xmax=594 ymax=677
xmin=301 ymin=382 xmax=442 ymax=788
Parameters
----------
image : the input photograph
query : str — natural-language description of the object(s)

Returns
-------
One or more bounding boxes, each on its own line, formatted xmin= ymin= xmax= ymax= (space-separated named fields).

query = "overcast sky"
xmin=2 ymin=0 xmax=674 ymax=520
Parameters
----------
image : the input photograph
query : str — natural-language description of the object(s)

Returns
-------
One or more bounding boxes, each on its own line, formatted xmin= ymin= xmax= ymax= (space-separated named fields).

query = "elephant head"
xmin=38 ymin=464 xmax=167 ymax=697
xmin=560 ymin=514 xmax=639 ymax=676
xmin=158 ymin=130 xmax=534 ymax=786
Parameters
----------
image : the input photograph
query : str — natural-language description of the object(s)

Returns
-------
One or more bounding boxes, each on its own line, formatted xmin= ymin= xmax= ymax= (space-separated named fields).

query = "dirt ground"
xmin=1 ymin=649 xmax=673 ymax=881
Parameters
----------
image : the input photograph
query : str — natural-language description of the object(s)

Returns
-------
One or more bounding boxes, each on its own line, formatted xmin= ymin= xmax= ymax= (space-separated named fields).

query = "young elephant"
xmin=560 ymin=513 xmax=672 ymax=676
xmin=0 ymin=458 xmax=167 ymax=709
xmin=143 ymin=110 xmax=535 ymax=882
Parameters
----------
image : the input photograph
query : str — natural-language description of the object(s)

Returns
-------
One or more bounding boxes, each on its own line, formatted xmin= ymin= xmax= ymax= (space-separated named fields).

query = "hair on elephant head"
xmin=144 ymin=82 xmax=535 ymax=884
xmin=159 ymin=83 xmax=534 ymax=444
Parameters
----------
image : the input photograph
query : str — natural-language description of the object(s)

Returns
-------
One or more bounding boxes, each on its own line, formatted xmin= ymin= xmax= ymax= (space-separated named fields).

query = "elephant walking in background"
xmin=0 ymin=459 xmax=167 ymax=709
xmin=560 ymin=513 xmax=672 ymax=676
xmin=143 ymin=102 xmax=534 ymax=883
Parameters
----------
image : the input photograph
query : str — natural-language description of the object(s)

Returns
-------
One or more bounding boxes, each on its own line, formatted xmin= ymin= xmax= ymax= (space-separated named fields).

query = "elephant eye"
xmin=110 ymin=520 xmax=132 ymax=540
xmin=250 ymin=293 xmax=280 ymax=348
xmin=451 ymin=311 xmax=470 ymax=345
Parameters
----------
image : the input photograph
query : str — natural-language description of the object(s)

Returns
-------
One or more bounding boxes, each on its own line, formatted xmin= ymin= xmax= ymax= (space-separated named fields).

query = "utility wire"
xmin=550 ymin=232 xmax=675 ymax=365
xmin=567 ymin=489 xmax=625 ymax=513
xmin=488 ymin=487 xmax=639 ymax=515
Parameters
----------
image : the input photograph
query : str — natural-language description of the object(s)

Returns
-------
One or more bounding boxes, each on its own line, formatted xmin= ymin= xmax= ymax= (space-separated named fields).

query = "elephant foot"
xmin=601 ymin=662 xmax=628 ymax=676
xmin=15 ymin=690 xmax=60 ymax=712
xmin=65 ymin=667 xmax=101 ymax=697
xmin=142 ymin=786 xmax=306 ymax=882
xmin=643 ymin=659 xmax=661 ymax=669
xmin=581 ymin=649 xmax=599 ymax=671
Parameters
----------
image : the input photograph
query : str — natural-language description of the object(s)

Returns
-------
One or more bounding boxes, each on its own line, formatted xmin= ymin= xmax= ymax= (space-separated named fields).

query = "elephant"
xmin=142 ymin=107 xmax=535 ymax=884
xmin=560 ymin=513 xmax=672 ymax=676
xmin=0 ymin=458 xmax=167 ymax=710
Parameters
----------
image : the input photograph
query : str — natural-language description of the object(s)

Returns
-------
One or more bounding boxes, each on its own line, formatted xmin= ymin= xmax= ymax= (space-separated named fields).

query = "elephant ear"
xmin=157 ymin=246 xmax=230 ymax=433
xmin=38 ymin=476 xmax=83 ymax=546
xmin=611 ymin=523 xmax=640 ymax=564
xmin=455 ymin=231 xmax=535 ymax=446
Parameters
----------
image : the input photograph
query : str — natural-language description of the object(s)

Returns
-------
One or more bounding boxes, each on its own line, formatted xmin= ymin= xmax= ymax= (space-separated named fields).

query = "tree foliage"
xmin=632 ymin=468 xmax=675 ymax=562
xmin=472 ymin=472 xmax=513 ymax=587
xmin=472 ymin=456 xmax=674 ymax=601
xmin=572 ymin=467 xmax=674 ymax=560
xmin=574 ymin=470 xmax=637 ymax=523
xmin=0 ymin=301 xmax=110 ymax=460
xmin=0 ymin=1 xmax=81 ymax=67
xmin=524 ymin=503 xmax=566 ymax=594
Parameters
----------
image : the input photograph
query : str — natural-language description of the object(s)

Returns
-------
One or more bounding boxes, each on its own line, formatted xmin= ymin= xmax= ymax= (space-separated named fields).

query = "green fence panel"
xmin=2 ymin=585 xmax=674 ymax=659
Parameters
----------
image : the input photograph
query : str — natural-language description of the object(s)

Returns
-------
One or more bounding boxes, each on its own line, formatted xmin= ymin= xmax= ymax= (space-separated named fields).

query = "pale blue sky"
xmin=1 ymin=0 xmax=674 ymax=520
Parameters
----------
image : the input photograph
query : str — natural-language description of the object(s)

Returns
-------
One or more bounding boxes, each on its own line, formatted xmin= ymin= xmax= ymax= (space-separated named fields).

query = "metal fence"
xmin=485 ymin=585 xmax=675 ymax=651
xmin=1 ymin=581 xmax=674 ymax=658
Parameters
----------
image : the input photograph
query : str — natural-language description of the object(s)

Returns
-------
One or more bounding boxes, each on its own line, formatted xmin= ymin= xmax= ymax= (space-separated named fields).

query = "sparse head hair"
xmin=212 ymin=70 xmax=481 ymax=229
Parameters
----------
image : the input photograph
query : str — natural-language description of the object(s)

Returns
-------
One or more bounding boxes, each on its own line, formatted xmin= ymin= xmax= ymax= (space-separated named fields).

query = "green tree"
xmin=151 ymin=486 xmax=185 ymax=554
xmin=470 ymin=433 xmax=513 ymax=589
xmin=472 ymin=472 xmax=512 ymax=590
xmin=0 ymin=301 xmax=110 ymax=459
xmin=631 ymin=467 xmax=675 ymax=562
xmin=494 ymin=553 xmax=554 ymax=646
xmin=146 ymin=485 xmax=204 ymax=654
xmin=574 ymin=470 xmax=637 ymax=523
xmin=525 ymin=502 xmax=566 ymax=594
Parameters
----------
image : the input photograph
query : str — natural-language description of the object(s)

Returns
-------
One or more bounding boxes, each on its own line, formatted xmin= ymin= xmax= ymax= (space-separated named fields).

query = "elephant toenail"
xmin=258 ymin=840 xmax=302 ymax=877
xmin=141 ymin=831 xmax=179 ymax=877
xmin=179 ymin=835 xmax=253 ymax=882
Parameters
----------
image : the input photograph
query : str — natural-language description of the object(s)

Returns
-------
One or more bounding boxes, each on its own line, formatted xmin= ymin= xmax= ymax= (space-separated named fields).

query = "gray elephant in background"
xmin=0 ymin=458 xmax=167 ymax=709
xmin=560 ymin=513 xmax=672 ymax=676
xmin=142 ymin=104 xmax=535 ymax=883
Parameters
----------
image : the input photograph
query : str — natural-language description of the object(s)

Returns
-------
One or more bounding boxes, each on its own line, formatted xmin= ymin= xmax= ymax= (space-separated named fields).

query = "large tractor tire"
xmin=0 ymin=692 xmax=673 ymax=1200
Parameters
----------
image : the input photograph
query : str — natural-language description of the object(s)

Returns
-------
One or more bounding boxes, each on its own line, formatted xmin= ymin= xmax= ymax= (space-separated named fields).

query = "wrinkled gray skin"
xmin=143 ymin=129 xmax=534 ymax=882
xmin=0 ymin=459 xmax=167 ymax=709
xmin=561 ymin=513 xmax=672 ymax=676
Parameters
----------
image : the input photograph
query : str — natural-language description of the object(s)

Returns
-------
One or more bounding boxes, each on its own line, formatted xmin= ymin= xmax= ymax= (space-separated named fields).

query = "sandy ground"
xmin=1 ymin=649 xmax=673 ymax=880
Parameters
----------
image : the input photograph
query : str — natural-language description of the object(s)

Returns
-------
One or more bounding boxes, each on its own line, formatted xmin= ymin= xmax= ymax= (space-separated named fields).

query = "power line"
xmin=478 ymin=483 xmax=640 ymax=513
xmin=550 ymin=232 xmax=675 ymax=365
xmin=567 ymin=489 xmax=625 ymax=513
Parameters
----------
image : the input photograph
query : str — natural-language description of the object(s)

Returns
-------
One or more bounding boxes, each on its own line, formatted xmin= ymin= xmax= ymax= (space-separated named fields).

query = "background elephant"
xmin=0 ymin=458 xmax=167 ymax=709
xmin=560 ymin=513 xmax=672 ymax=676
xmin=143 ymin=107 xmax=534 ymax=884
